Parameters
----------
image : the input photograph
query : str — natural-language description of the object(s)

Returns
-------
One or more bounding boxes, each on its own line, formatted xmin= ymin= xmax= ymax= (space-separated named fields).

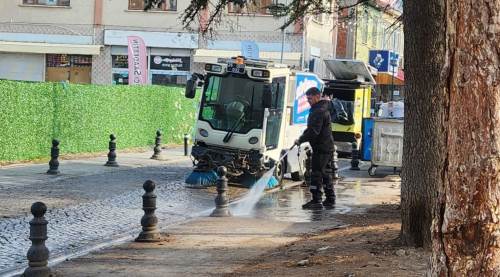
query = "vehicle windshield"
xmin=199 ymin=74 xmax=265 ymax=133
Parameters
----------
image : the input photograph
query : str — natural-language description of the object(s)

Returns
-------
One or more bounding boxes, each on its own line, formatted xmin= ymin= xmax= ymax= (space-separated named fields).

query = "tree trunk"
xmin=429 ymin=0 xmax=500 ymax=275
xmin=401 ymin=0 xmax=448 ymax=248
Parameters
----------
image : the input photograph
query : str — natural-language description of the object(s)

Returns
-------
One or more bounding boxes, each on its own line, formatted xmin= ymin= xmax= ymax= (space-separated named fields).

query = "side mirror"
xmin=185 ymin=77 xmax=197 ymax=99
xmin=263 ymin=84 xmax=272 ymax=108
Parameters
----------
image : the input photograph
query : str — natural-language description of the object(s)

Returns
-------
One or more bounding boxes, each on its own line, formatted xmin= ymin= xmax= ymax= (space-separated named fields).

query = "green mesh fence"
xmin=0 ymin=80 xmax=199 ymax=162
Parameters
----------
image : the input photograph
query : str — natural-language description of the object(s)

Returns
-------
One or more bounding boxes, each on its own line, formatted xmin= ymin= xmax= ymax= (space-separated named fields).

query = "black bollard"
xmin=23 ymin=202 xmax=51 ymax=277
xmin=136 ymin=180 xmax=161 ymax=242
xmin=151 ymin=130 xmax=163 ymax=160
xmin=47 ymin=139 xmax=60 ymax=175
xmin=210 ymin=166 xmax=232 ymax=217
xmin=332 ymin=145 xmax=340 ymax=179
xmin=350 ymin=141 xmax=360 ymax=170
xmin=104 ymin=134 xmax=118 ymax=167
xmin=183 ymin=134 xmax=189 ymax=156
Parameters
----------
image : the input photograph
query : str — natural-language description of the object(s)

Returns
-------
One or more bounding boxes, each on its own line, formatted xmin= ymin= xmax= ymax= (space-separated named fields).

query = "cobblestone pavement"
xmin=0 ymin=161 xmax=218 ymax=275
xmin=0 ymin=154 xmax=357 ymax=276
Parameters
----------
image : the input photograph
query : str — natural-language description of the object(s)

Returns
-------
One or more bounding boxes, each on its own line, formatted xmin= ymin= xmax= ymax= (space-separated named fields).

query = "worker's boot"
xmin=323 ymin=182 xmax=336 ymax=208
xmin=302 ymin=198 xmax=323 ymax=210
xmin=302 ymin=187 xmax=323 ymax=210
xmin=322 ymin=195 xmax=336 ymax=208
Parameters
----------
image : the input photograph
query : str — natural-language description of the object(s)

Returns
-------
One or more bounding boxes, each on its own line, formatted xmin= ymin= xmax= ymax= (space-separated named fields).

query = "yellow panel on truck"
xmin=323 ymin=59 xmax=376 ymax=153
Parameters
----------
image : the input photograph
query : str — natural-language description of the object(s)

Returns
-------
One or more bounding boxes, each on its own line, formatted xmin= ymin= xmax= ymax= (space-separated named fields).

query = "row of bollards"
xmin=46 ymin=140 xmax=60 ymax=175
xmin=135 ymin=180 xmax=161 ymax=242
xmin=104 ymin=134 xmax=118 ymax=167
xmin=150 ymin=130 xmax=164 ymax=160
xmin=23 ymin=167 xmax=229 ymax=275
xmin=350 ymin=141 xmax=360 ymax=171
xmin=46 ymin=130 xmax=191 ymax=174
xmin=23 ymin=202 xmax=50 ymax=277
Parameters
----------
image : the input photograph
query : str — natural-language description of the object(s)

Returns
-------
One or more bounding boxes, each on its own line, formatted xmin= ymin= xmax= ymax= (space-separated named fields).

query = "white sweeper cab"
xmin=184 ymin=56 xmax=324 ymax=189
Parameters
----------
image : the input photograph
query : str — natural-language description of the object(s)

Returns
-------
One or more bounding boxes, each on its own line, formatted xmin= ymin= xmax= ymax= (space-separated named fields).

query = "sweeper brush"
xmin=185 ymin=168 xmax=218 ymax=188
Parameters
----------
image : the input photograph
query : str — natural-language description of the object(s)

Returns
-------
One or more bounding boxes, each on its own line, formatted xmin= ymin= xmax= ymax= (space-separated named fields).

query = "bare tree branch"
xmin=144 ymin=0 xmax=400 ymax=36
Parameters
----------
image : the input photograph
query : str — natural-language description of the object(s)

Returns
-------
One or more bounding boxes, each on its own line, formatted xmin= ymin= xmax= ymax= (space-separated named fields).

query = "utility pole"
xmin=280 ymin=0 xmax=288 ymax=63
xmin=390 ymin=56 xmax=398 ymax=101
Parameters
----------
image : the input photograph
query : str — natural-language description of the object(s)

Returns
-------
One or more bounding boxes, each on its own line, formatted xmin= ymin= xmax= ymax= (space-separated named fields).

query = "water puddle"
xmin=231 ymin=186 xmax=352 ymax=223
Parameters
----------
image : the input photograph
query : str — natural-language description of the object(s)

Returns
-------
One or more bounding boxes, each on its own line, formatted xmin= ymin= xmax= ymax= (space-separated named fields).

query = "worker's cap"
xmin=305 ymin=87 xmax=321 ymax=96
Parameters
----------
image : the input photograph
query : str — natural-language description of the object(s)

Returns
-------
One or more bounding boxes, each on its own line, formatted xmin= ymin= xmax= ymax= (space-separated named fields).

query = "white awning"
xmin=0 ymin=41 xmax=102 ymax=55
xmin=193 ymin=49 xmax=301 ymax=65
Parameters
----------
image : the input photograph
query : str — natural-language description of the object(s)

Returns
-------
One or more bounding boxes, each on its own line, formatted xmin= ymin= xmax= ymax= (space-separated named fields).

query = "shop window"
xmin=111 ymin=55 xmax=129 ymax=85
xmin=112 ymin=55 xmax=128 ymax=69
xmin=151 ymin=74 xmax=188 ymax=85
xmin=23 ymin=0 xmax=70 ymax=6
xmin=228 ymin=0 xmax=273 ymax=14
xmin=129 ymin=0 xmax=176 ymax=11
xmin=112 ymin=72 xmax=129 ymax=85
xmin=46 ymin=54 xmax=91 ymax=84
xmin=150 ymin=55 xmax=190 ymax=85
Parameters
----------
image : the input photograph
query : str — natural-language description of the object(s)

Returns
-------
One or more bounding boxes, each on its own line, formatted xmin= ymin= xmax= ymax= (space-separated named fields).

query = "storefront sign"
xmin=127 ymin=36 xmax=148 ymax=85
xmin=106 ymin=30 xmax=198 ymax=49
xmin=150 ymin=56 xmax=190 ymax=71
xmin=369 ymin=50 xmax=399 ymax=74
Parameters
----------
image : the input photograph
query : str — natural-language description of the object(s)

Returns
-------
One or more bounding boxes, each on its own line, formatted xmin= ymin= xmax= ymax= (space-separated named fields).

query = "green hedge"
xmin=0 ymin=80 xmax=199 ymax=162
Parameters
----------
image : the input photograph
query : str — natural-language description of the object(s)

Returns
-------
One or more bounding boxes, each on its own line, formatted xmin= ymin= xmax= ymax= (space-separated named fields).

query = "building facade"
xmin=0 ymin=0 xmax=338 ymax=84
xmin=0 ymin=0 xmax=99 ymax=82
xmin=336 ymin=0 xmax=404 ymax=101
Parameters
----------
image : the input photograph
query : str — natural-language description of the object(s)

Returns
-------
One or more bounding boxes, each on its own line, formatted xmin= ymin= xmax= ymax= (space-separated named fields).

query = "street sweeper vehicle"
xmin=184 ymin=56 xmax=324 ymax=189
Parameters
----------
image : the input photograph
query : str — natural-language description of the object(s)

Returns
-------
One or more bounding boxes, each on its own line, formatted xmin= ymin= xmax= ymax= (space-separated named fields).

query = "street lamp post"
xmin=390 ymin=57 xmax=398 ymax=101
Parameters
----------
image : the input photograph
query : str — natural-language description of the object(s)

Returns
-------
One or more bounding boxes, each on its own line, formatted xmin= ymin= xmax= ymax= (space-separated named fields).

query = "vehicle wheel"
xmin=273 ymin=160 xmax=285 ymax=187
xmin=368 ymin=165 xmax=377 ymax=176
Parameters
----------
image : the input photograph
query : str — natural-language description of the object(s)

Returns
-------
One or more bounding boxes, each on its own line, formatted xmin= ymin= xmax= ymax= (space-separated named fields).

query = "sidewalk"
xmin=0 ymin=146 xmax=188 ymax=186
xmin=50 ymin=166 xmax=406 ymax=277
xmin=54 ymin=216 xmax=340 ymax=277
xmin=0 ymin=147 xmax=191 ymax=218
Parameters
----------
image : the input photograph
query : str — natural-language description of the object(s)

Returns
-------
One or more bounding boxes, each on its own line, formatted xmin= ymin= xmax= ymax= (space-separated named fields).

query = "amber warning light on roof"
xmin=235 ymin=57 xmax=245 ymax=65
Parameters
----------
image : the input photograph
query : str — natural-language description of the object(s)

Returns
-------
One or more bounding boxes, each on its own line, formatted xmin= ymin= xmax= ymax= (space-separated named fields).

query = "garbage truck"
xmin=322 ymin=59 xmax=376 ymax=154
xmin=184 ymin=56 xmax=324 ymax=189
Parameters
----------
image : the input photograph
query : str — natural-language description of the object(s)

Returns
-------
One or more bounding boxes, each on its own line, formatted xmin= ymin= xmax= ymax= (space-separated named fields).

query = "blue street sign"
xmin=369 ymin=50 xmax=390 ymax=72
xmin=241 ymin=41 xmax=260 ymax=59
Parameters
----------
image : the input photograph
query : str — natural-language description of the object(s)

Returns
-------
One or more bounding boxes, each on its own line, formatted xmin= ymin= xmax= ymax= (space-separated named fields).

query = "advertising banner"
xmin=127 ymin=36 xmax=148 ymax=85
xmin=293 ymin=73 xmax=324 ymax=125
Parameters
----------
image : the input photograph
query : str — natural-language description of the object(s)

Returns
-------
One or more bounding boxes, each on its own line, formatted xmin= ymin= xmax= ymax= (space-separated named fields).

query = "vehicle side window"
xmin=271 ymin=77 xmax=286 ymax=109
xmin=205 ymin=76 xmax=221 ymax=103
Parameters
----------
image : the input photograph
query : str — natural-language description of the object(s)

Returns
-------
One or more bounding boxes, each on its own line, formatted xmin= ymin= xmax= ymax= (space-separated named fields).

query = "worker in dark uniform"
xmin=295 ymin=87 xmax=336 ymax=209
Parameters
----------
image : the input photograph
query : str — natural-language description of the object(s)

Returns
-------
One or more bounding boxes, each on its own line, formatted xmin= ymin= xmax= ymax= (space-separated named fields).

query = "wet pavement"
xmin=242 ymin=171 xmax=400 ymax=223
xmin=0 ymin=171 xmax=216 ymax=276
xmin=0 ymin=151 xmax=392 ymax=276
xmin=49 ymin=162 xmax=401 ymax=277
